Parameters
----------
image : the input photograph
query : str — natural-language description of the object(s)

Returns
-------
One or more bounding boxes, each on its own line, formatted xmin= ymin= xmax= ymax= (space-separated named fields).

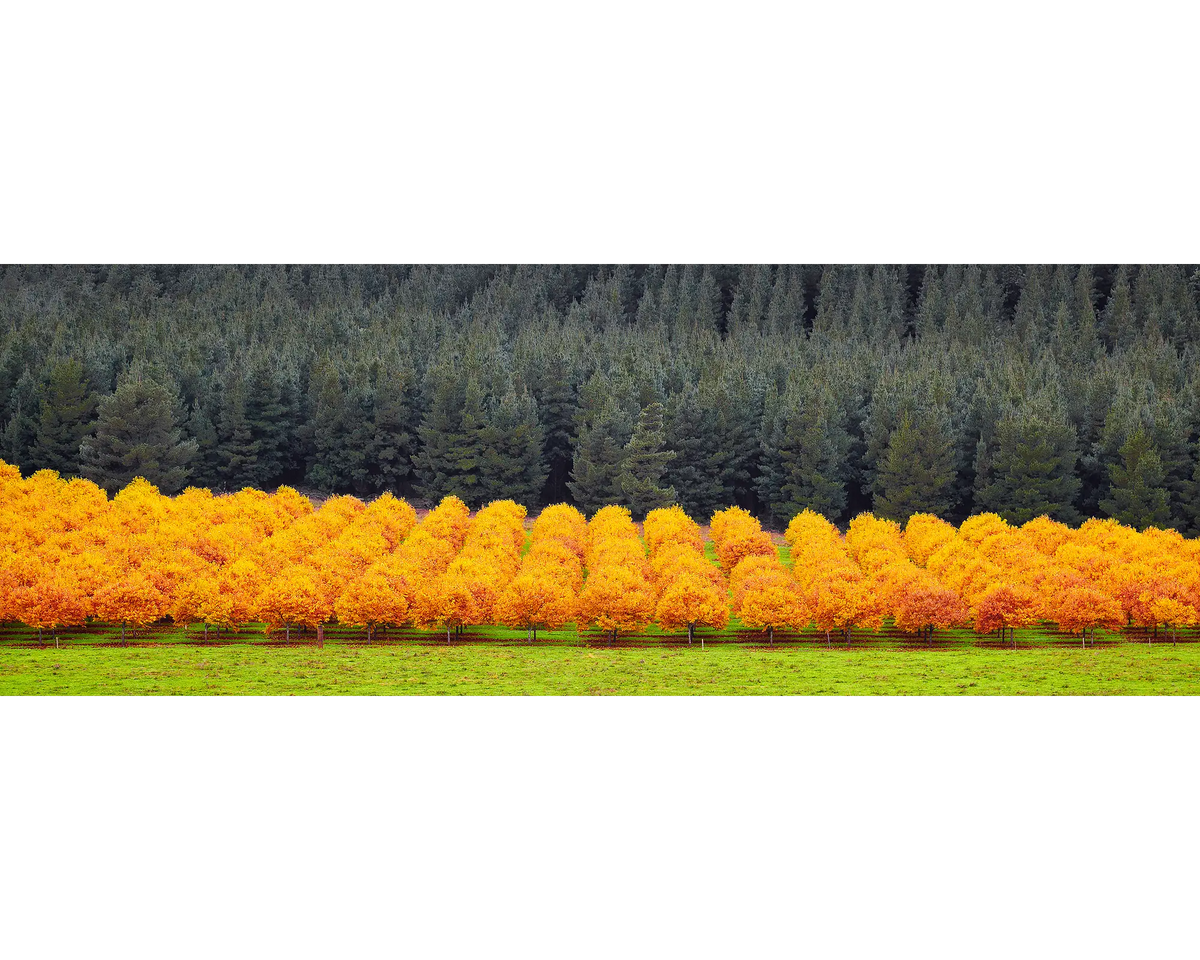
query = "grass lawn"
xmin=3 ymin=635 xmax=1199 ymax=694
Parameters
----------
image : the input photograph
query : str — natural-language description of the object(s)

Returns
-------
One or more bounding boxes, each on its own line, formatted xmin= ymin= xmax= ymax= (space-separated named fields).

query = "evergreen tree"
xmin=368 ymin=363 xmax=415 ymax=494
xmin=305 ymin=361 xmax=348 ymax=491
xmin=2 ymin=368 xmax=40 ymax=467
xmin=568 ymin=399 xmax=631 ymax=515
xmin=712 ymin=377 xmax=761 ymax=511
xmin=975 ymin=401 xmax=1081 ymax=524
xmin=244 ymin=359 xmax=291 ymax=487
xmin=532 ymin=354 xmax=578 ymax=503
xmin=1098 ymin=426 xmax=1171 ymax=529
xmin=31 ymin=359 xmax=96 ymax=476
xmin=476 ymin=388 xmax=547 ymax=505
xmin=185 ymin=398 xmax=221 ymax=490
xmin=760 ymin=380 xmax=851 ymax=525
xmin=216 ymin=379 xmax=260 ymax=487
xmin=915 ymin=266 xmax=946 ymax=338
xmin=754 ymin=383 xmax=788 ymax=522
xmin=664 ymin=387 xmax=727 ymax=518
xmin=340 ymin=375 xmax=377 ymax=494
xmin=1013 ymin=265 xmax=1051 ymax=341
xmin=872 ymin=411 xmax=957 ymax=523
xmin=79 ymin=379 xmax=197 ymax=493
xmin=412 ymin=367 xmax=487 ymax=505
xmin=618 ymin=402 xmax=677 ymax=518
xmin=1102 ymin=266 xmax=1136 ymax=350
xmin=1186 ymin=453 xmax=1200 ymax=536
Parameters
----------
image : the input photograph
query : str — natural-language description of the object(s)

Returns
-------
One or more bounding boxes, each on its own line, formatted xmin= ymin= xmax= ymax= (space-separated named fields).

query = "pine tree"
xmin=305 ymin=360 xmax=348 ymax=491
xmin=975 ymin=401 xmax=1081 ymax=524
xmin=618 ymin=402 xmax=677 ymax=518
xmin=1102 ymin=266 xmax=1136 ymax=349
xmin=712 ymin=377 xmax=761 ymax=510
xmin=216 ymin=379 xmax=260 ymax=487
xmin=340 ymin=376 xmax=377 ymax=494
xmin=79 ymin=379 xmax=197 ymax=493
xmin=1098 ymin=426 xmax=1171 ymax=529
xmin=185 ymin=398 xmax=221 ymax=490
xmin=533 ymin=354 xmax=578 ymax=503
xmin=664 ymin=387 xmax=726 ymax=518
xmin=568 ymin=400 xmax=631 ymax=515
xmin=915 ymin=266 xmax=946 ymax=338
xmin=476 ymin=388 xmax=547 ymax=505
xmin=761 ymin=380 xmax=851 ymax=525
xmin=31 ymin=359 xmax=96 ymax=476
xmin=368 ymin=363 xmax=415 ymax=494
xmin=873 ymin=411 xmax=957 ymax=523
xmin=412 ymin=366 xmax=487 ymax=505
xmin=2 ymin=368 xmax=40 ymax=468
xmin=244 ymin=359 xmax=291 ymax=487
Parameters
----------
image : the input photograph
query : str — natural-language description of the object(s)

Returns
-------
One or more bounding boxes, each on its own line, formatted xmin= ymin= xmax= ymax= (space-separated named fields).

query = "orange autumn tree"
xmin=787 ymin=509 xmax=883 ymax=646
xmin=577 ymin=566 xmax=657 ymax=644
xmin=889 ymin=573 xmax=969 ymax=645
xmin=496 ymin=571 xmax=577 ymax=643
xmin=809 ymin=573 xmax=883 ymax=647
xmin=168 ymin=566 xmax=234 ymax=639
xmin=254 ymin=567 xmax=329 ymax=643
xmin=1051 ymin=580 xmax=1123 ymax=648
xmin=972 ymin=583 xmax=1041 ymax=647
xmin=335 ymin=570 xmax=409 ymax=641
xmin=577 ymin=506 xmax=656 ymax=645
xmin=1145 ymin=595 xmax=1199 ymax=646
xmin=411 ymin=564 xmax=485 ymax=643
xmin=92 ymin=570 xmax=166 ymax=644
xmin=8 ymin=561 xmax=87 ymax=648
xmin=736 ymin=569 xmax=805 ymax=645
xmin=645 ymin=505 xmax=728 ymax=647
xmin=655 ymin=574 xmax=729 ymax=647
xmin=710 ymin=505 xmax=776 ymax=572
xmin=903 ymin=513 xmax=957 ymax=566
xmin=496 ymin=504 xmax=586 ymax=643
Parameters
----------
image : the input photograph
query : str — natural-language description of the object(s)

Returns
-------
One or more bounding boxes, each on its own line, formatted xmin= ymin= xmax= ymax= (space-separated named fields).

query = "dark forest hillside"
xmin=2 ymin=264 xmax=1199 ymax=532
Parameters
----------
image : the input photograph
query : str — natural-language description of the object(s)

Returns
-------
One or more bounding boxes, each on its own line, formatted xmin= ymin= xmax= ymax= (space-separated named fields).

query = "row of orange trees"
xmin=3 ymin=461 xmax=1200 ymax=646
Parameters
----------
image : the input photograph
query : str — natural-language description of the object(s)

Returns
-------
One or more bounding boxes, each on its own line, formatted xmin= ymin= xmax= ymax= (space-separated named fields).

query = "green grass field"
xmin=3 ymin=631 xmax=1199 ymax=694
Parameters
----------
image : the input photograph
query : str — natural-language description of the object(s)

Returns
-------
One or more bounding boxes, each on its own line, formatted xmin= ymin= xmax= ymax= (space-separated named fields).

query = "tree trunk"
xmin=122 ymin=622 xmax=127 ymax=646
xmin=54 ymin=632 xmax=59 ymax=650
xmin=768 ymin=625 xmax=773 ymax=646
xmin=688 ymin=623 xmax=694 ymax=645
xmin=317 ymin=623 xmax=324 ymax=648
xmin=286 ymin=624 xmax=290 ymax=642
xmin=447 ymin=624 xmax=451 ymax=644
xmin=204 ymin=623 xmax=208 ymax=641
xmin=826 ymin=629 xmax=831 ymax=648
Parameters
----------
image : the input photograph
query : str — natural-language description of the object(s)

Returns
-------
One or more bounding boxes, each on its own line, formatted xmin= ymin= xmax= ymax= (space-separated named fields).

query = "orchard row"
xmin=1 ymin=461 xmax=1198 ymax=646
